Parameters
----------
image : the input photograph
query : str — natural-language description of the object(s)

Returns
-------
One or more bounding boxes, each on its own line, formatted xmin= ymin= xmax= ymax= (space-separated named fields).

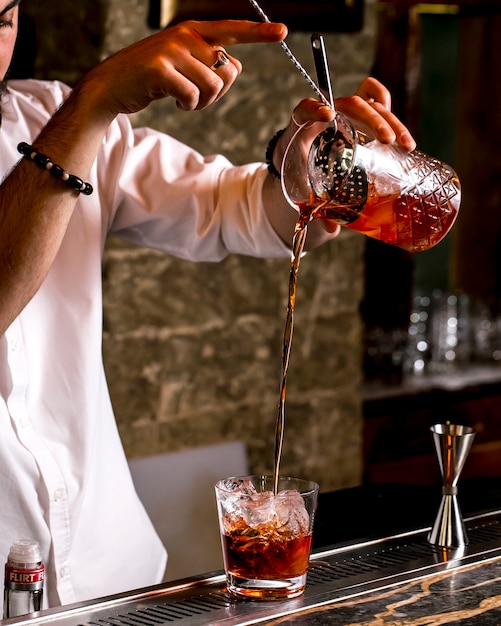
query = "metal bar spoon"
xmin=247 ymin=0 xmax=333 ymax=109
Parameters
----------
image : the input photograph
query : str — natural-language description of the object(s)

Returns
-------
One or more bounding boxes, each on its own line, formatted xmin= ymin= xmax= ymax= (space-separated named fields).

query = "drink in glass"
xmin=215 ymin=475 xmax=318 ymax=600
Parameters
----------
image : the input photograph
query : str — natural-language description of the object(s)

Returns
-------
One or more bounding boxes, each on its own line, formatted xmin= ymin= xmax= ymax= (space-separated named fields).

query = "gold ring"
xmin=210 ymin=49 xmax=230 ymax=71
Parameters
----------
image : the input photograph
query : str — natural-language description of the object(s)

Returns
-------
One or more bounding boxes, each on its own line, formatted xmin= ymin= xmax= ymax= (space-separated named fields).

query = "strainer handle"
xmin=311 ymin=33 xmax=334 ymax=110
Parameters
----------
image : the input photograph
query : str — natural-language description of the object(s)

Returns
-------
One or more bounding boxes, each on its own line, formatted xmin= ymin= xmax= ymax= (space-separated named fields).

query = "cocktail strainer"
xmin=307 ymin=118 xmax=369 ymax=218
xmin=308 ymin=35 xmax=368 ymax=218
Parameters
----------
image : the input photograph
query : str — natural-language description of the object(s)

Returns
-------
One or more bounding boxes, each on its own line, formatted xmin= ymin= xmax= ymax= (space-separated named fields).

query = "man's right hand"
xmin=78 ymin=19 xmax=287 ymax=120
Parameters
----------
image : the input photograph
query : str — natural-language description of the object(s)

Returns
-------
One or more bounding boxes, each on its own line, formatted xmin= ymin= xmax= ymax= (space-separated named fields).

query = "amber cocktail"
xmin=215 ymin=475 xmax=318 ymax=600
xmin=281 ymin=115 xmax=460 ymax=252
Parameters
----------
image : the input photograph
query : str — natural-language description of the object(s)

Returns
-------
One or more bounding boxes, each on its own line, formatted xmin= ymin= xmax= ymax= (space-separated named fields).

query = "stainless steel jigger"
xmin=428 ymin=422 xmax=476 ymax=548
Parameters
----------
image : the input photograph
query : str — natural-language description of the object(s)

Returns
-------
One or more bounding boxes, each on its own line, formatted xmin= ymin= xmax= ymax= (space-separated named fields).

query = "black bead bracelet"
xmin=17 ymin=142 xmax=93 ymax=196
xmin=265 ymin=128 xmax=285 ymax=180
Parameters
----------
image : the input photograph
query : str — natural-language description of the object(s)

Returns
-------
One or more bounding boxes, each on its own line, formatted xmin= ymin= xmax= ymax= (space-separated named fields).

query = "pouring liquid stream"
xmin=247 ymin=0 xmax=334 ymax=491
xmin=272 ymin=200 xmax=332 ymax=494
xmin=273 ymin=211 xmax=312 ymax=494
xmin=248 ymin=0 xmax=336 ymax=492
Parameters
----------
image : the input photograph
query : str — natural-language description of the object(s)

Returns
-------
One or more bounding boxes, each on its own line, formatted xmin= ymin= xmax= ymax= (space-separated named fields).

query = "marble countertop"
xmin=258 ymin=556 xmax=501 ymax=625
xmin=282 ymin=480 xmax=501 ymax=625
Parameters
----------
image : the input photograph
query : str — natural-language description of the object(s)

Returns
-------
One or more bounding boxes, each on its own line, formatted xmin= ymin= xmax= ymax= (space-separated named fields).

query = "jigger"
xmin=428 ymin=422 xmax=476 ymax=548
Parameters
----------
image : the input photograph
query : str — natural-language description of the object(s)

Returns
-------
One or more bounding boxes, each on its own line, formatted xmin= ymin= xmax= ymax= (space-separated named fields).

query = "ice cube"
xmin=274 ymin=490 xmax=310 ymax=536
xmin=218 ymin=478 xmax=257 ymax=515
xmin=220 ymin=477 xmax=257 ymax=496
xmin=241 ymin=491 xmax=275 ymax=529
xmin=218 ymin=480 xmax=272 ymax=530
xmin=218 ymin=483 xmax=311 ymax=539
xmin=373 ymin=173 xmax=401 ymax=196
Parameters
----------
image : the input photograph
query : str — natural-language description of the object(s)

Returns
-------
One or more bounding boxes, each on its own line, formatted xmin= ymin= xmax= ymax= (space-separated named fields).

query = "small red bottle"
xmin=3 ymin=539 xmax=44 ymax=619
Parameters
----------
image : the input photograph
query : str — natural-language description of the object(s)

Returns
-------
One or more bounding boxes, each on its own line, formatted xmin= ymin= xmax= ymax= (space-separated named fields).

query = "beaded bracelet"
xmin=17 ymin=142 xmax=94 ymax=196
xmin=265 ymin=128 xmax=285 ymax=180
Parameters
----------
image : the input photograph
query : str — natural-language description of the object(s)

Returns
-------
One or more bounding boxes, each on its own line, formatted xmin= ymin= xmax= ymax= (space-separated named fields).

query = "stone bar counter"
xmin=5 ymin=547 xmax=500 ymax=626
xmin=5 ymin=480 xmax=501 ymax=626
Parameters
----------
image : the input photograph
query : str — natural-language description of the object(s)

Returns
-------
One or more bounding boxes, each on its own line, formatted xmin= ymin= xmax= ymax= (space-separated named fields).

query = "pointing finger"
xmin=189 ymin=20 xmax=288 ymax=46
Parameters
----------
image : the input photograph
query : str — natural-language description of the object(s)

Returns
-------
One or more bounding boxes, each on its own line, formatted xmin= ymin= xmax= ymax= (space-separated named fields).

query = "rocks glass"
xmin=215 ymin=475 xmax=319 ymax=600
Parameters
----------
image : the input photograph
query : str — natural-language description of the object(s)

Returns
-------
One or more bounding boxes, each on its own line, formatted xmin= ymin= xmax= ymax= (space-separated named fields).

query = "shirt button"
xmin=10 ymin=339 xmax=20 ymax=351
xmin=59 ymin=566 xmax=68 ymax=579
xmin=54 ymin=489 xmax=64 ymax=502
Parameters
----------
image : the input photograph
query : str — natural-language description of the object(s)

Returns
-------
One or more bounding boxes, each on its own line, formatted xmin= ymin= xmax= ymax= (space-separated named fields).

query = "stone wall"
xmin=17 ymin=0 xmax=377 ymax=492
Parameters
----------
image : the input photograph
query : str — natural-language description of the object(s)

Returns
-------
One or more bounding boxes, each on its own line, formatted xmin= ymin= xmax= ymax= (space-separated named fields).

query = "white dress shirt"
xmin=0 ymin=79 xmax=290 ymax=610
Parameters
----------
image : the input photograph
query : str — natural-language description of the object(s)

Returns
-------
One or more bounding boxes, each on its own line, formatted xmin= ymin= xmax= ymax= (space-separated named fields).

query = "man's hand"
xmin=79 ymin=20 xmax=287 ymax=120
xmin=264 ymin=77 xmax=417 ymax=245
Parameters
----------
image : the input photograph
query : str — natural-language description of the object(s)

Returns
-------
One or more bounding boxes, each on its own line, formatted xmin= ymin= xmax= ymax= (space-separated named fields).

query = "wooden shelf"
xmin=363 ymin=365 xmax=501 ymax=486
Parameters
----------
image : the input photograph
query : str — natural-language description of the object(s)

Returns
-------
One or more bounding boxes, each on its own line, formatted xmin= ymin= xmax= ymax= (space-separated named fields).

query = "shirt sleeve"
xmin=95 ymin=115 xmax=292 ymax=262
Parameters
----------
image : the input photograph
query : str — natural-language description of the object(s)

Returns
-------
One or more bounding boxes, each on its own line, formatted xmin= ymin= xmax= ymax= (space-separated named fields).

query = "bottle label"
xmin=4 ymin=563 xmax=45 ymax=591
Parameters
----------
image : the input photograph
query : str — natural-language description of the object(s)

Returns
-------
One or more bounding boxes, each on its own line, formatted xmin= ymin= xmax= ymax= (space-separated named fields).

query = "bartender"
xmin=0 ymin=0 xmax=415 ymax=611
